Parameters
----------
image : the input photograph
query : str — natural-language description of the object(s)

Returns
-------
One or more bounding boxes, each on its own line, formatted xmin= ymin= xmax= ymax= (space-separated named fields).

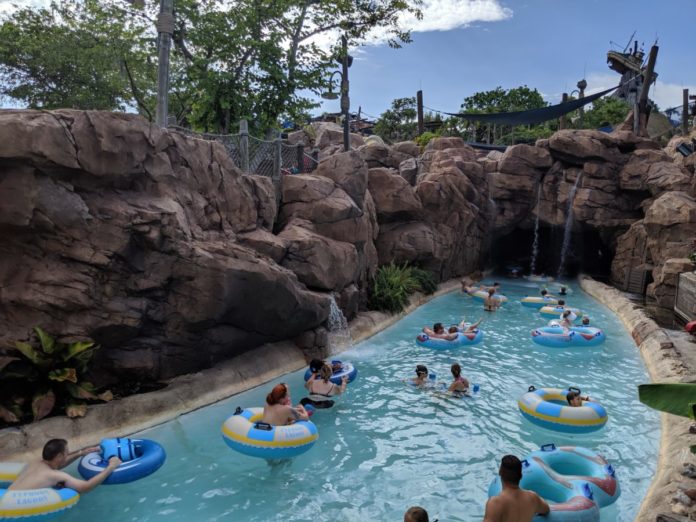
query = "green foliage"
xmin=368 ymin=263 xmax=438 ymax=313
xmin=0 ymin=0 xmax=421 ymax=133
xmin=374 ymin=97 xmax=418 ymax=143
xmin=0 ymin=328 xmax=111 ymax=425
xmin=414 ymin=131 xmax=438 ymax=149
xmin=459 ymin=85 xmax=551 ymax=145
xmin=575 ymin=97 xmax=631 ymax=129
xmin=638 ymin=383 xmax=696 ymax=453
xmin=410 ymin=267 xmax=437 ymax=295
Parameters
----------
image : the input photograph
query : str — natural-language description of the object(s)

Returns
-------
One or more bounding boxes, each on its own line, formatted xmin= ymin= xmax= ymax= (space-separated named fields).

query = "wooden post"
xmin=638 ymin=45 xmax=659 ymax=136
xmin=417 ymin=90 xmax=424 ymax=136
xmin=683 ymin=89 xmax=690 ymax=136
xmin=296 ymin=143 xmax=304 ymax=173
xmin=559 ymin=93 xmax=568 ymax=129
xmin=155 ymin=0 xmax=174 ymax=127
xmin=239 ymin=120 xmax=250 ymax=173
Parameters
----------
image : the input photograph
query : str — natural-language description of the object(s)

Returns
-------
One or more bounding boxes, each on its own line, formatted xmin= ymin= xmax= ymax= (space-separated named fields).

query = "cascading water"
xmin=327 ymin=294 xmax=352 ymax=354
xmin=557 ymin=173 xmax=583 ymax=279
xmin=529 ymin=183 xmax=542 ymax=275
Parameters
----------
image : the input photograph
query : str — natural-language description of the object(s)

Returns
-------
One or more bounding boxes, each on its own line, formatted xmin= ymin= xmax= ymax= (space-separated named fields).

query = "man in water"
xmin=484 ymin=455 xmax=550 ymax=521
xmin=422 ymin=322 xmax=457 ymax=340
xmin=581 ymin=316 xmax=590 ymax=326
xmin=9 ymin=439 xmax=121 ymax=493
xmin=404 ymin=506 xmax=431 ymax=522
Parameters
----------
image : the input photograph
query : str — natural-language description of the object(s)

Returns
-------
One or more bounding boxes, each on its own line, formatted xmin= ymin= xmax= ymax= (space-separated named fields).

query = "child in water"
xmin=448 ymin=363 xmax=470 ymax=393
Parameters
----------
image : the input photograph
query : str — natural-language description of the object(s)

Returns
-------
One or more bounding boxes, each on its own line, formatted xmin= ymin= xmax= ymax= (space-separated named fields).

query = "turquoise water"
xmin=63 ymin=279 xmax=659 ymax=521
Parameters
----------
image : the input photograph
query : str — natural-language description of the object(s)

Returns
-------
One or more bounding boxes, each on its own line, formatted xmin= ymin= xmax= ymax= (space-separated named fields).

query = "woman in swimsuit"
xmin=301 ymin=364 xmax=347 ymax=409
xmin=448 ymin=363 xmax=470 ymax=393
xmin=483 ymin=288 xmax=500 ymax=312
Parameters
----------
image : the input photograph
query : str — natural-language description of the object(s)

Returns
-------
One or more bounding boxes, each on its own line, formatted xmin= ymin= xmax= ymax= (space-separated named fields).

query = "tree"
xmin=0 ymin=0 xmax=422 ymax=134
xmin=373 ymin=96 xmax=417 ymax=142
xmin=577 ymin=97 xmax=631 ymax=129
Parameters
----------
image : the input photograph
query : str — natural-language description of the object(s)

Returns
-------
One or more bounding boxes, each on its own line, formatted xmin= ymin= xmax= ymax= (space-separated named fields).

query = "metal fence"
xmin=168 ymin=120 xmax=319 ymax=181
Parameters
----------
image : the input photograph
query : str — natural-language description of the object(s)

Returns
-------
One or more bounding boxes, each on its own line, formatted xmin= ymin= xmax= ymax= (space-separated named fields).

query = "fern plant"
xmin=368 ymin=263 xmax=420 ymax=313
xmin=410 ymin=267 xmax=437 ymax=295
xmin=0 ymin=327 xmax=111 ymax=424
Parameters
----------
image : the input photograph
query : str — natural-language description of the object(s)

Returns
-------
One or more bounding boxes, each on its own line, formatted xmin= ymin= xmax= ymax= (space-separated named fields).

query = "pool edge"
xmin=579 ymin=275 xmax=695 ymax=522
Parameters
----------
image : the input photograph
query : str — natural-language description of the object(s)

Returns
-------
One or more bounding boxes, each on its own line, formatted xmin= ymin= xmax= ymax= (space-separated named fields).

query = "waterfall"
xmin=327 ymin=294 xmax=352 ymax=354
xmin=557 ymin=173 xmax=583 ymax=279
xmin=529 ymin=183 xmax=542 ymax=275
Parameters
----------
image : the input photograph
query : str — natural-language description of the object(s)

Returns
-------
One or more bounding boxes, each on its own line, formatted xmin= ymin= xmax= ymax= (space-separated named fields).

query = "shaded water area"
xmin=63 ymin=279 xmax=658 ymax=521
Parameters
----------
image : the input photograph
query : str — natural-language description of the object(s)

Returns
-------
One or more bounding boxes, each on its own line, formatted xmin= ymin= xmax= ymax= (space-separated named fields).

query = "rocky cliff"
xmin=1 ymin=110 xmax=693 ymax=385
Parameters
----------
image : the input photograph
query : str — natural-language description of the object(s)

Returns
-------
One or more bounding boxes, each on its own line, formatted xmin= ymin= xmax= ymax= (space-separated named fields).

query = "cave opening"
xmin=488 ymin=224 xmax=614 ymax=280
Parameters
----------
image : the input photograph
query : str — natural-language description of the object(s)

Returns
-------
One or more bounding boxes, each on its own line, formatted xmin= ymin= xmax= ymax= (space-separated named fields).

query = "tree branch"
xmin=122 ymin=59 xmax=153 ymax=121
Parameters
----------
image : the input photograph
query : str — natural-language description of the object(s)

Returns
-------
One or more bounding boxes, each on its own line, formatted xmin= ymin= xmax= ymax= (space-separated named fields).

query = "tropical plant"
xmin=0 ymin=327 xmax=111 ymax=424
xmin=410 ymin=267 xmax=437 ymax=295
xmin=414 ymin=131 xmax=438 ymax=150
xmin=373 ymin=96 xmax=418 ymax=143
xmin=638 ymin=383 xmax=696 ymax=453
xmin=368 ymin=263 xmax=438 ymax=313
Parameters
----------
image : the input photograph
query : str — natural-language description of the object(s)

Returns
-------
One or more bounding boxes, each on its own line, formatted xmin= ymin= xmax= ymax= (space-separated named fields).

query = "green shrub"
xmin=414 ymin=131 xmax=438 ymax=150
xmin=368 ymin=263 xmax=420 ymax=313
xmin=0 ymin=327 xmax=111 ymax=425
xmin=411 ymin=267 xmax=437 ymax=295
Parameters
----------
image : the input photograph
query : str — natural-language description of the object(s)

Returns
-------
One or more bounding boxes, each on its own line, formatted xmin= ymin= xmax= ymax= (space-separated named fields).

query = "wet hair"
xmin=451 ymin=363 xmax=462 ymax=378
xmin=42 ymin=439 xmax=68 ymax=461
xmin=558 ymin=299 xmax=565 ymax=306
xmin=319 ymin=364 xmax=333 ymax=382
xmin=582 ymin=316 xmax=590 ymax=325
xmin=562 ymin=310 xmax=572 ymax=318
xmin=541 ymin=289 xmax=548 ymax=296
xmin=499 ymin=455 xmax=523 ymax=485
xmin=415 ymin=364 xmax=428 ymax=377
xmin=404 ymin=506 xmax=429 ymax=522
xmin=487 ymin=288 xmax=495 ymax=296
xmin=560 ymin=286 xmax=567 ymax=292
xmin=567 ymin=390 xmax=581 ymax=404
xmin=309 ymin=359 xmax=324 ymax=373
xmin=266 ymin=383 xmax=289 ymax=405
xmin=448 ymin=326 xmax=458 ymax=334
xmin=433 ymin=323 xmax=444 ymax=333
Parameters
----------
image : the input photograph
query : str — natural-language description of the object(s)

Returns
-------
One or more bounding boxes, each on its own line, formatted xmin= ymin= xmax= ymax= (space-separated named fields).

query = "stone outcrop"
xmin=367 ymin=167 xmax=422 ymax=222
xmin=0 ymin=110 xmax=331 ymax=382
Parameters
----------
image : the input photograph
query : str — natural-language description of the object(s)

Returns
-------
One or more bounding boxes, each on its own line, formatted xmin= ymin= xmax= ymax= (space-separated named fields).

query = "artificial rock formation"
xmin=0 ymin=110 xmax=331 ymax=382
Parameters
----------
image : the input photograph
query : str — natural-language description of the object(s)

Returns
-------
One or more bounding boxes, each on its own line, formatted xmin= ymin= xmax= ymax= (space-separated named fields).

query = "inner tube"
xmin=539 ymin=305 xmax=583 ymax=321
xmin=531 ymin=326 xmax=606 ymax=348
xmin=469 ymin=290 xmax=508 ymax=303
xmin=416 ymin=329 xmax=483 ymax=349
xmin=0 ymin=462 xmax=24 ymax=483
xmin=78 ymin=438 xmax=166 ymax=484
xmin=303 ymin=360 xmax=357 ymax=385
xmin=222 ymin=407 xmax=318 ymax=459
xmin=521 ymin=296 xmax=559 ymax=309
xmin=0 ymin=488 xmax=80 ymax=520
xmin=518 ymin=386 xmax=608 ymax=433
xmin=488 ymin=444 xmax=620 ymax=521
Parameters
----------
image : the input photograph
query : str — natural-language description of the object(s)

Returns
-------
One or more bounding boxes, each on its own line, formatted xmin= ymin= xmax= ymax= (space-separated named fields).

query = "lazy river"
xmin=61 ymin=278 xmax=659 ymax=521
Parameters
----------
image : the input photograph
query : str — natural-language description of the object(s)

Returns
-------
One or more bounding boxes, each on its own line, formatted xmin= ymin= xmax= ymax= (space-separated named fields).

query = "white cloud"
xmin=0 ymin=0 xmax=45 ymax=15
xmin=585 ymin=72 xmax=695 ymax=111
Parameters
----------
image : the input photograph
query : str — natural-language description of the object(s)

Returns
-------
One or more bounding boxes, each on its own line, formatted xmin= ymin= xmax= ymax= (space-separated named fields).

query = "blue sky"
xmin=316 ymin=0 xmax=696 ymax=120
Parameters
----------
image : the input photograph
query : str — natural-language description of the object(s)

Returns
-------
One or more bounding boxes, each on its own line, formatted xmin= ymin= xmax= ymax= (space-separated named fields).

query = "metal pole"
xmin=155 ymin=0 xmax=174 ymax=127
xmin=239 ymin=120 xmax=250 ymax=173
xmin=683 ymin=89 xmax=689 ymax=136
xmin=340 ymin=35 xmax=350 ymax=152
xmin=417 ymin=90 xmax=424 ymax=136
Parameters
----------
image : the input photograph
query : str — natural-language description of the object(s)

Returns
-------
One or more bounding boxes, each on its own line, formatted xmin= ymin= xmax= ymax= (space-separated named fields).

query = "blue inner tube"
xmin=416 ymin=329 xmax=483 ymax=349
xmin=78 ymin=439 xmax=166 ymax=485
xmin=531 ymin=326 xmax=606 ymax=348
xmin=303 ymin=360 xmax=357 ymax=385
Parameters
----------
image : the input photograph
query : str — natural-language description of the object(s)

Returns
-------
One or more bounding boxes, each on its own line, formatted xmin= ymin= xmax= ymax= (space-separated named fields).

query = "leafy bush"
xmin=368 ymin=263 xmax=438 ymax=313
xmin=414 ymin=131 xmax=438 ymax=150
xmin=368 ymin=263 xmax=419 ymax=313
xmin=411 ymin=267 xmax=437 ymax=295
xmin=0 ymin=327 xmax=111 ymax=425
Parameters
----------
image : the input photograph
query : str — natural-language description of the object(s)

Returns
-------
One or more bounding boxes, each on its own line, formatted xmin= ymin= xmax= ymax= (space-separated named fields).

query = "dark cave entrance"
xmin=489 ymin=224 xmax=614 ymax=280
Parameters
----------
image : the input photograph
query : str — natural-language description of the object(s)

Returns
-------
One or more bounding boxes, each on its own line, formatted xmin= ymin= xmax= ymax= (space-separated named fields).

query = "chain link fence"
xmin=168 ymin=122 xmax=318 ymax=180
